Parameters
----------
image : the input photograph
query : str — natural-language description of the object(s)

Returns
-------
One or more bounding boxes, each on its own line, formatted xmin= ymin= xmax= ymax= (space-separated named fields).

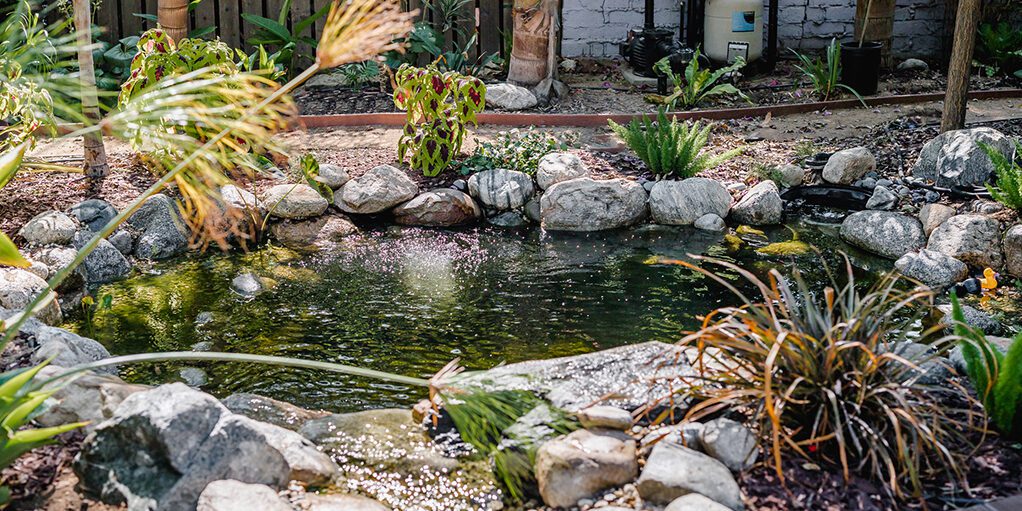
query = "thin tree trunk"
xmin=507 ymin=0 xmax=550 ymax=87
xmin=73 ymin=0 xmax=109 ymax=178
xmin=941 ymin=0 xmax=981 ymax=133
xmin=159 ymin=0 xmax=190 ymax=42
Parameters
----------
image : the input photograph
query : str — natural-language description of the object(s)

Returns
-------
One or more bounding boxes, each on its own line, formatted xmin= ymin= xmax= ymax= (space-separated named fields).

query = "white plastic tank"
xmin=703 ymin=0 xmax=763 ymax=64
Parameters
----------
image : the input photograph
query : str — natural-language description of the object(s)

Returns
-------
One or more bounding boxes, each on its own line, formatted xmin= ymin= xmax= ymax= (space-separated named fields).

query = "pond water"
xmin=68 ymin=218 xmax=890 ymax=412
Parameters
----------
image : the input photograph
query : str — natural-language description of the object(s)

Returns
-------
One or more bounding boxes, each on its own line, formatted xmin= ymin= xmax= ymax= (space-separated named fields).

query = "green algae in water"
xmin=756 ymin=226 xmax=812 ymax=256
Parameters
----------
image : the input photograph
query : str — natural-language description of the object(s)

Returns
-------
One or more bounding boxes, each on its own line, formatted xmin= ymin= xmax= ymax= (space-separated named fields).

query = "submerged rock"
xmin=393 ymin=189 xmax=481 ymax=226
xmin=537 ymin=152 xmax=589 ymax=190
xmin=693 ymin=213 xmax=726 ymax=231
xmin=649 ymin=178 xmax=731 ymax=226
xmin=337 ymin=165 xmax=419 ymax=214
xmin=926 ymin=214 xmax=1003 ymax=269
xmin=127 ymin=194 xmax=191 ymax=260
xmin=231 ymin=273 xmax=270 ymax=298
xmin=18 ymin=211 xmax=77 ymax=246
xmin=636 ymin=443 xmax=743 ymax=509
xmin=488 ymin=211 xmax=528 ymax=227
xmin=269 ymin=214 xmax=357 ymax=250
xmin=823 ymin=147 xmax=875 ymax=185
xmin=534 ymin=429 xmax=638 ymax=508
xmin=262 ymin=184 xmax=331 ymax=219
xmin=468 ymin=168 xmax=535 ymax=211
xmin=912 ymin=127 xmax=1015 ymax=188
xmin=541 ymin=178 xmax=647 ymax=231
xmin=839 ymin=211 xmax=925 ymax=260
xmin=222 ymin=393 xmax=329 ymax=432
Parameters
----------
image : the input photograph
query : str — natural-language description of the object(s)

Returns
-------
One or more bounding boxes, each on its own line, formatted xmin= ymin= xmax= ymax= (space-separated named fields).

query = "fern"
xmin=981 ymin=140 xmax=1022 ymax=210
xmin=993 ymin=338 xmax=1022 ymax=437
xmin=608 ymin=110 xmax=741 ymax=178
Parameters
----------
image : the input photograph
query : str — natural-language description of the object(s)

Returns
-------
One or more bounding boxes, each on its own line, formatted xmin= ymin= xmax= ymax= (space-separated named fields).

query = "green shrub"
xmin=654 ymin=47 xmax=748 ymax=110
xmin=608 ymin=110 xmax=741 ymax=178
xmin=118 ymin=29 xmax=240 ymax=107
xmin=981 ymin=140 xmax=1022 ymax=210
xmin=393 ymin=63 xmax=486 ymax=176
xmin=792 ymin=38 xmax=864 ymax=103
xmin=455 ymin=128 xmax=576 ymax=175
xmin=975 ymin=22 xmax=1022 ymax=78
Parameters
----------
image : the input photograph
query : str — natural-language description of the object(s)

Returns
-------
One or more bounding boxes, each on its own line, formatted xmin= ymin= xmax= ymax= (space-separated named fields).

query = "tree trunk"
xmin=73 ymin=0 xmax=109 ymax=179
xmin=507 ymin=0 xmax=551 ymax=87
xmin=854 ymin=0 xmax=895 ymax=69
xmin=159 ymin=0 xmax=189 ymax=42
xmin=941 ymin=0 xmax=981 ymax=133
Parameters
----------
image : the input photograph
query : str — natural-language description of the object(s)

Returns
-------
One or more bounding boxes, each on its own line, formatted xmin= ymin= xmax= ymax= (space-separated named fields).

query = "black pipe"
xmin=767 ymin=0 xmax=779 ymax=71
xmin=645 ymin=0 xmax=655 ymax=29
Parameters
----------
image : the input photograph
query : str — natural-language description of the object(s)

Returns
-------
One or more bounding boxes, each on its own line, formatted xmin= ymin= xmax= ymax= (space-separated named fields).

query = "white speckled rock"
xmin=895 ymin=249 xmax=968 ymax=289
xmin=1003 ymin=224 xmax=1022 ymax=277
xmin=0 ymin=268 xmax=61 ymax=325
xmin=468 ymin=168 xmax=535 ymax=211
xmin=393 ymin=189 xmax=480 ymax=226
xmin=637 ymin=443 xmax=743 ymax=509
xmin=197 ymin=480 xmax=292 ymax=511
xmin=912 ymin=127 xmax=1015 ymax=188
xmin=18 ymin=211 xmax=77 ymax=246
xmin=693 ymin=213 xmax=726 ymax=231
xmin=927 ymin=214 xmax=1003 ymax=269
xmin=918 ymin=203 xmax=955 ymax=236
xmin=699 ymin=418 xmax=758 ymax=472
xmin=261 ymin=185 xmax=330 ymax=219
xmin=649 ymin=178 xmax=731 ymax=226
xmin=537 ymin=152 xmax=589 ymax=190
xmin=823 ymin=147 xmax=875 ymax=184
xmin=535 ymin=429 xmax=638 ymax=508
xmin=730 ymin=181 xmax=782 ymax=225
xmin=485 ymin=83 xmax=538 ymax=110
xmin=577 ymin=405 xmax=632 ymax=430
xmin=839 ymin=211 xmax=925 ymax=260
xmin=337 ymin=165 xmax=419 ymax=214
xmin=316 ymin=164 xmax=350 ymax=190
xmin=541 ymin=178 xmax=647 ymax=231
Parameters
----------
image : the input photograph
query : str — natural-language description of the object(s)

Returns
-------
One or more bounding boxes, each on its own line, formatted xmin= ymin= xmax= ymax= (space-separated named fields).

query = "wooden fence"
xmin=94 ymin=0 xmax=511 ymax=61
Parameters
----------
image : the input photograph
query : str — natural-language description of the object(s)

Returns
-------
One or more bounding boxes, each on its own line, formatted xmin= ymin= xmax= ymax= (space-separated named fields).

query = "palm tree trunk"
xmin=72 ymin=0 xmax=109 ymax=178
xmin=507 ymin=0 xmax=551 ymax=87
xmin=158 ymin=0 xmax=190 ymax=42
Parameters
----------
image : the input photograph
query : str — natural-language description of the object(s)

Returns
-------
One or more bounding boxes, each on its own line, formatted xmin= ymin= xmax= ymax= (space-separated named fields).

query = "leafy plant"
xmin=793 ymin=139 xmax=821 ymax=162
xmin=981 ymin=140 xmax=1022 ymax=210
xmin=792 ymin=38 xmax=865 ymax=103
xmin=240 ymin=0 xmax=331 ymax=79
xmin=974 ymin=22 xmax=1022 ymax=79
xmin=950 ymin=292 xmax=1022 ymax=439
xmin=394 ymin=63 xmax=486 ymax=176
xmin=338 ymin=60 xmax=381 ymax=87
xmin=456 ymin=128 xmax=577 ymax=175
xmin=608 ymin=110 xmax=741 ymax=178
xmin=92 ymin=35 xmax=139 ymax=91
xmin=118 ymin=28 xmax=238 ymax=107
xmin=238 ymin=45 xmax=286 ymax=82
xmin=298 ymin=153 xmax=333 ymax=203
xmin=655 ymin=47 xmax=749 ymax=109
xmin=383 ymin=0 xmax=497 ymax=76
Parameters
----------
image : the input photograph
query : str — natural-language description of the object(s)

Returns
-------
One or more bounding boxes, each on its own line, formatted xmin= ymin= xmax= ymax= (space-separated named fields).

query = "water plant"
xmin=608 ymin=110 xmax=741 ymax=179
xmin=981 ymin=140 xmax=1022 ymax=210
xmin=654 ymin=47 xmax=748 ymax=110
xmin=394 ymin=63 xmax=486 ymax=176
xmin=792 ymin=38 xmax=865 ymax=104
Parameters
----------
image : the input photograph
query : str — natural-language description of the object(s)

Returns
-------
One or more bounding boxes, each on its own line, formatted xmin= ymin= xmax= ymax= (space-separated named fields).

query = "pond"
xmin=67 ymin=218 xmax=890 ymax=412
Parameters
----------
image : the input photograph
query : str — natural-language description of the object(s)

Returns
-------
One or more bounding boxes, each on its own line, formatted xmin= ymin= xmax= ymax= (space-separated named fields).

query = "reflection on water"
xmin=70 ymin=220 xmax=889 ymax=412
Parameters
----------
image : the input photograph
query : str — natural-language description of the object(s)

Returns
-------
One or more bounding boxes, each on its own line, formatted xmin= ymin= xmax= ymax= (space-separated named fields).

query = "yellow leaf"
xmin=0 ymin=232 xmax=29 ymax=268
xmin=0 ymin=142 xmax=28 ymax=190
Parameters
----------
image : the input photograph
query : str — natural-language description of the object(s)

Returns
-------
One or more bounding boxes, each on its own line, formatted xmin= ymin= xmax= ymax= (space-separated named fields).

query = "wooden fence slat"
xmin=478 ymin=0 xmax=500 ymax=56
xmin=219 ymin=0 xmax=241 ymax=48
xmin=293 ymin=0 xmax=314 ymax=68
xmin=240 ymin=0 xmax=261 ymax=49
xmin=96 ymin=0 xmax=120 ymax=42
xmin=194 ymin=0 xmax=217 ymax=39
xmin=120 ymin=0 xmax=145 ymax=39
xmin=144 ymin=0 xmax=158 ymax=30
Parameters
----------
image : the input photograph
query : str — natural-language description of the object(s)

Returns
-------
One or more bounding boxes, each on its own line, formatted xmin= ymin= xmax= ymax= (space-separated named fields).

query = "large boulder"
xmin=636 ymin=443 xmax=743 ymax=510
xmin=75 ymin=383 xmax=339 ymax=510
xmin=30 ymin=324 xmax=113 ymax=370
xmin=35 ymin=367 xmax=147 ymax=431
xmin=468 ymin=168 xmax=535 ymax=211
xmin=72 ymin=231 xmax=131 ymax=284
xmin=393 ymin=189 xmax=481 ymax=226
xmin=822 ymin=147 xmax=876 ymax=185
xmin=70 ymin=199 xmax=118 ymax=232
xmin=0 ymin=268 xmax=61 ymax=325
xmin=839 ymin=211 xmax=926 ymax=260
xmin=912 ymin=127 xmax=1015 ymax=187
xmin=337 ymin=165 xmax=419 ymax=214
xmin=262 ymin=184 xmax=331 ymax=220
xmin=927 ymin=214 xmax=1004 ymax=269
xmin=18 ymin=211 xmax=77 ymax=246
xmin=918 ymin=203 xmax=955 ymax=236
xmin=730 ymin=181 xmax=782 ymax=225
xmin=649 ymin=178 xmax=731 ymax=226
xmin=536 ymin=152 xmax=589 ymax=190
xmin=540 ymin=178 xmax=648 ymax=231
xmin=484 ymin=83 xmax=538 ymax=110
xmin=127 ymin=194 xmax=190 ymax=260
xmin=197 ymin=480 xmax=292 ymax=511
xmin=534 ymin=429 xmax=638 ymax=508
xmin=698 ymin=418 xmax=758 ymax=472
xmin=1004 ymin=225 xmax=1022 ymax=277
xmin=269 ymin=214 xmax=357 ymax=250
xmin=894 ymin=249 xmax=968 ymax=290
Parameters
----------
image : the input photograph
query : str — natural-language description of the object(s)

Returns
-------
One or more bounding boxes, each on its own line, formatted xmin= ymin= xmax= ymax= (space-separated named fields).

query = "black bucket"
xmin=840 ymin=41 xmax=882 ymax=96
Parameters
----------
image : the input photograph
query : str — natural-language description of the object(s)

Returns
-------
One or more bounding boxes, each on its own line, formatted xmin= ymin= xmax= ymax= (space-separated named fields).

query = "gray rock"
xmin=337 ymin=165 xmax=418 ymax=214
xmin=823 ymin=147 xmax=876 ymax=184
xmin=775 ymin=164 xmax=805 ymax=187
xmin=919 ymin=203 xmax=955 ymax=236
xmin=649 ymin=178 xmax=731 ymax=226
xmin=220 ymin=185 xmax=266 ymax=217
xmin=468 ymin=168 xmax=535 ymax=211
xmin=179 ymin=367 xmax=209 ymax=387
xmin=18 ymin=211 xmax=77 ymax=245
xmin=222 ymin=393 xmax=329 ymax=432
xmin=889 ymin=342 xmax=952 ymax=385
xmin=485 ymin=83 xmax=538 ymax=110
xmin=298 ymin=494 xmax=390 ymax=511
xmin=451 ymin=179 xmax=468 ymax=192
xmin=0 ymin=268 xmax=61 ymax=325
xmin=840 ymin=211 xmax=926 ymax=260
xmin=29 ymin=246 xmax=85 ymax=292
xmin=534 ymin=429 xmax=638 ymax=508
xmin=127 ymin=194 xmax=190 ymax=260
xmin=975 ymin=200 xmax=1004 ymax=215
xmin=262 ymin=184 xmax=331 ymax=219
xmin=317 ymin=163 xmax=350 ymax=190
xmin=540 ymin=178 xmax=648 ymax=231
xmin=897 ymin=58 xmax=929 ymax=72
xmin=35 ymin=366 xmax=147 ymax=431
xmin=730 ymin=181 xmax=782 ymax=225
xmin=936 ymin=303 xmax=1001 ymax=335
xmin=70 ymin=199 xmax=117 ymax=232
xmin=108 ymin=230 xmax=134 ymax=256
xmin=895 ymin=249 xmax=968 ymax=289
xmin=913 ymin=127 xmax=1015 ymax=188
xmin=524 ymin=198 xmax=542 ymax=223
xmin=699 ymin=418 xmax=757 ymax=472
xmin=30 ymin=324 xmax=113 ymax=370
xmin=577 ymin=405 xmax=632 ymax=430
xmin=393 ymin=189 xmax=481 ymax=226
xmin=666 ymin=493 xmax=734 ymax=511
xmin=926 ymin=214 xmax=1003 ymax=269
xmin=488 ymin=211 xmax=528 ymax=227
xmin=231 ymin=273 xmax=269 ymax=298
xmin=270 ymin=214 xmax=357 ymax=251
xmin=536 ymin=152 xmax=589 ymax=190
xmin=949 ymin=335 xmax=1013 ymax=374
xmin=640 ymin=423 xmax=704 ymax=454
xmin=1003 ymin=224 xmax=1022 ymax=277
xmin=25 ymin=260 xmax=48 ymax=280
xmin=693 ymin=214 xmax=726 ymax=231
xmin=72 ymin=231 xmax=131 ymax=285
xmin=197 ymin=480 xmax=292 ymax=511
xmin=637 ymin=443 xmax=743 ymax=509
xmin=866 ymin=185 xmax=898 ymax=210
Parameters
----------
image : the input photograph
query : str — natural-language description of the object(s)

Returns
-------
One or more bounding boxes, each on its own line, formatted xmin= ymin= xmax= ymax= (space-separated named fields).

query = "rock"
xmin=127 ymin=194 xmax=190 ymax=260
xmin=919 ymin=203 xmax=955 ymax=236
xmin=666 ymin=493 xmax=734 ymax=511
xmin=536 ymin=152 xmax=589 ymax=190
xmin=484 ymin=83 xmax=538 ymax=110
xmin=337 ymin=165 xmax=418 ymax=214
xmin=223 ymin=393 xmax=329 ymax=432
xmin=30 ymin=324 xmax=113 ymax=370
xmin=730 ymin=181 xmax=782 ymax=225
xmin=640 ymin=423 xmax=705 ymax=454
xmin=1004 ymin=225 xmax=1022 ymax=277
xmin=270 ymin=214 xmax=357 ymax=250
xmin=524 ymin=198 xmax=542 ymax=223
xmin=949 ymin=335 xmax=1014 ymax=374
xmin=897 ymin=58 xmax=929 ymax=72
xmin=262 ymin=184 xmax=331 ymax=219
xmin=108 ymin=230 xmax=134 ymax=256
xmin=559 ymin=58 xmax=577 ymax=72
xmin=534 ymin=429 xmax=638 ymax=509
xmin=29 ymin=246 xmax=85 ymax=292
xmin=0 ymin=268 xmax=61 ymax=325
xmin=889 ymin=342 xmax=952 ymax=385
xmin=231 ymin=273 xmax=269 ymax=298
xmin=541 ymin=178 xmax=648 ymax=231
xmin=70 ymin=199 xmax=118 ymax=232
xmin=866 ymin=185 xmax=898 ymax=210
xmin=25 ymin=260 xmax=48 ymax=280
xmin=840 ymin=211 xmax=926 ymax=260
xmin=393 ymin=189 xmax=481 ymax=226
xmin=577 ymin=406 xmax=632 ymax=430
xmin=823 ymin=147 xmax=876 ymax=184
xmin=694 ymin=214 xmax=726 ymax=231
xmin=936 ymin=303 xmax=1001 ymax=335
xmin=468 ymin=168 xmax=535 ymax=211
xmin=220 ymin=185 xmax=266 ymax=217
xmin=488 ymin=211 xmax=528 ymax=227
xmin=699 ymin=418 xmax=757 ymax=472
xmin=18 ymin=211 xmax=77 ymax=245
xmin=179 ymin=367 xmax=208 ymax=387
xmin=75 ymin=383 xmax=339 ymax=510
xmin=197 ymin=480 xmax=292 ymax=511
xmin=926 ymin=214 xmax=1003 ymax=269
xmin=501 ymin=402 xmax=567 ymax=450
xmin=895 ymin=249 xmax=969 ymax=290
xmin=649 ymin=178 xmax=731 ymax=226
xmin=636 ymin=443 xmax=743 ymax=510
xmin=912 ymin=127 xmax=1015 ymax=188
xmin=775 ymin=164 xmax=805 ymax=187
xmin=298 ymin=494 xmax=390 ymax=511
xmin=317 ymin=164 xmax=350 ymax=189
xmin=72 ymin=231 xmax=131 ymax=285
xmin=35 ymin=367 xmax=147 ymax=431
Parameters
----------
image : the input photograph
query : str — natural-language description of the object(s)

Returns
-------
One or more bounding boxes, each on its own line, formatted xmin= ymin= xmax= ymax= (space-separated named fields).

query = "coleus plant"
xmin=118 ymin=28 xmax=237 ymax=108
xmin=393 ymin=63 xmax=485 ymax=177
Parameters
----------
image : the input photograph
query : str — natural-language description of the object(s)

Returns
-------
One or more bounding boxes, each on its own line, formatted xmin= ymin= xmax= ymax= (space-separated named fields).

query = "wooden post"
xmin=941 ymin=0 xmax=981 ymax=133
xmin=158 ymin=0 xmax=190 ymax=42
xmin=73 ymin=0 xmax=109 ymax=179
